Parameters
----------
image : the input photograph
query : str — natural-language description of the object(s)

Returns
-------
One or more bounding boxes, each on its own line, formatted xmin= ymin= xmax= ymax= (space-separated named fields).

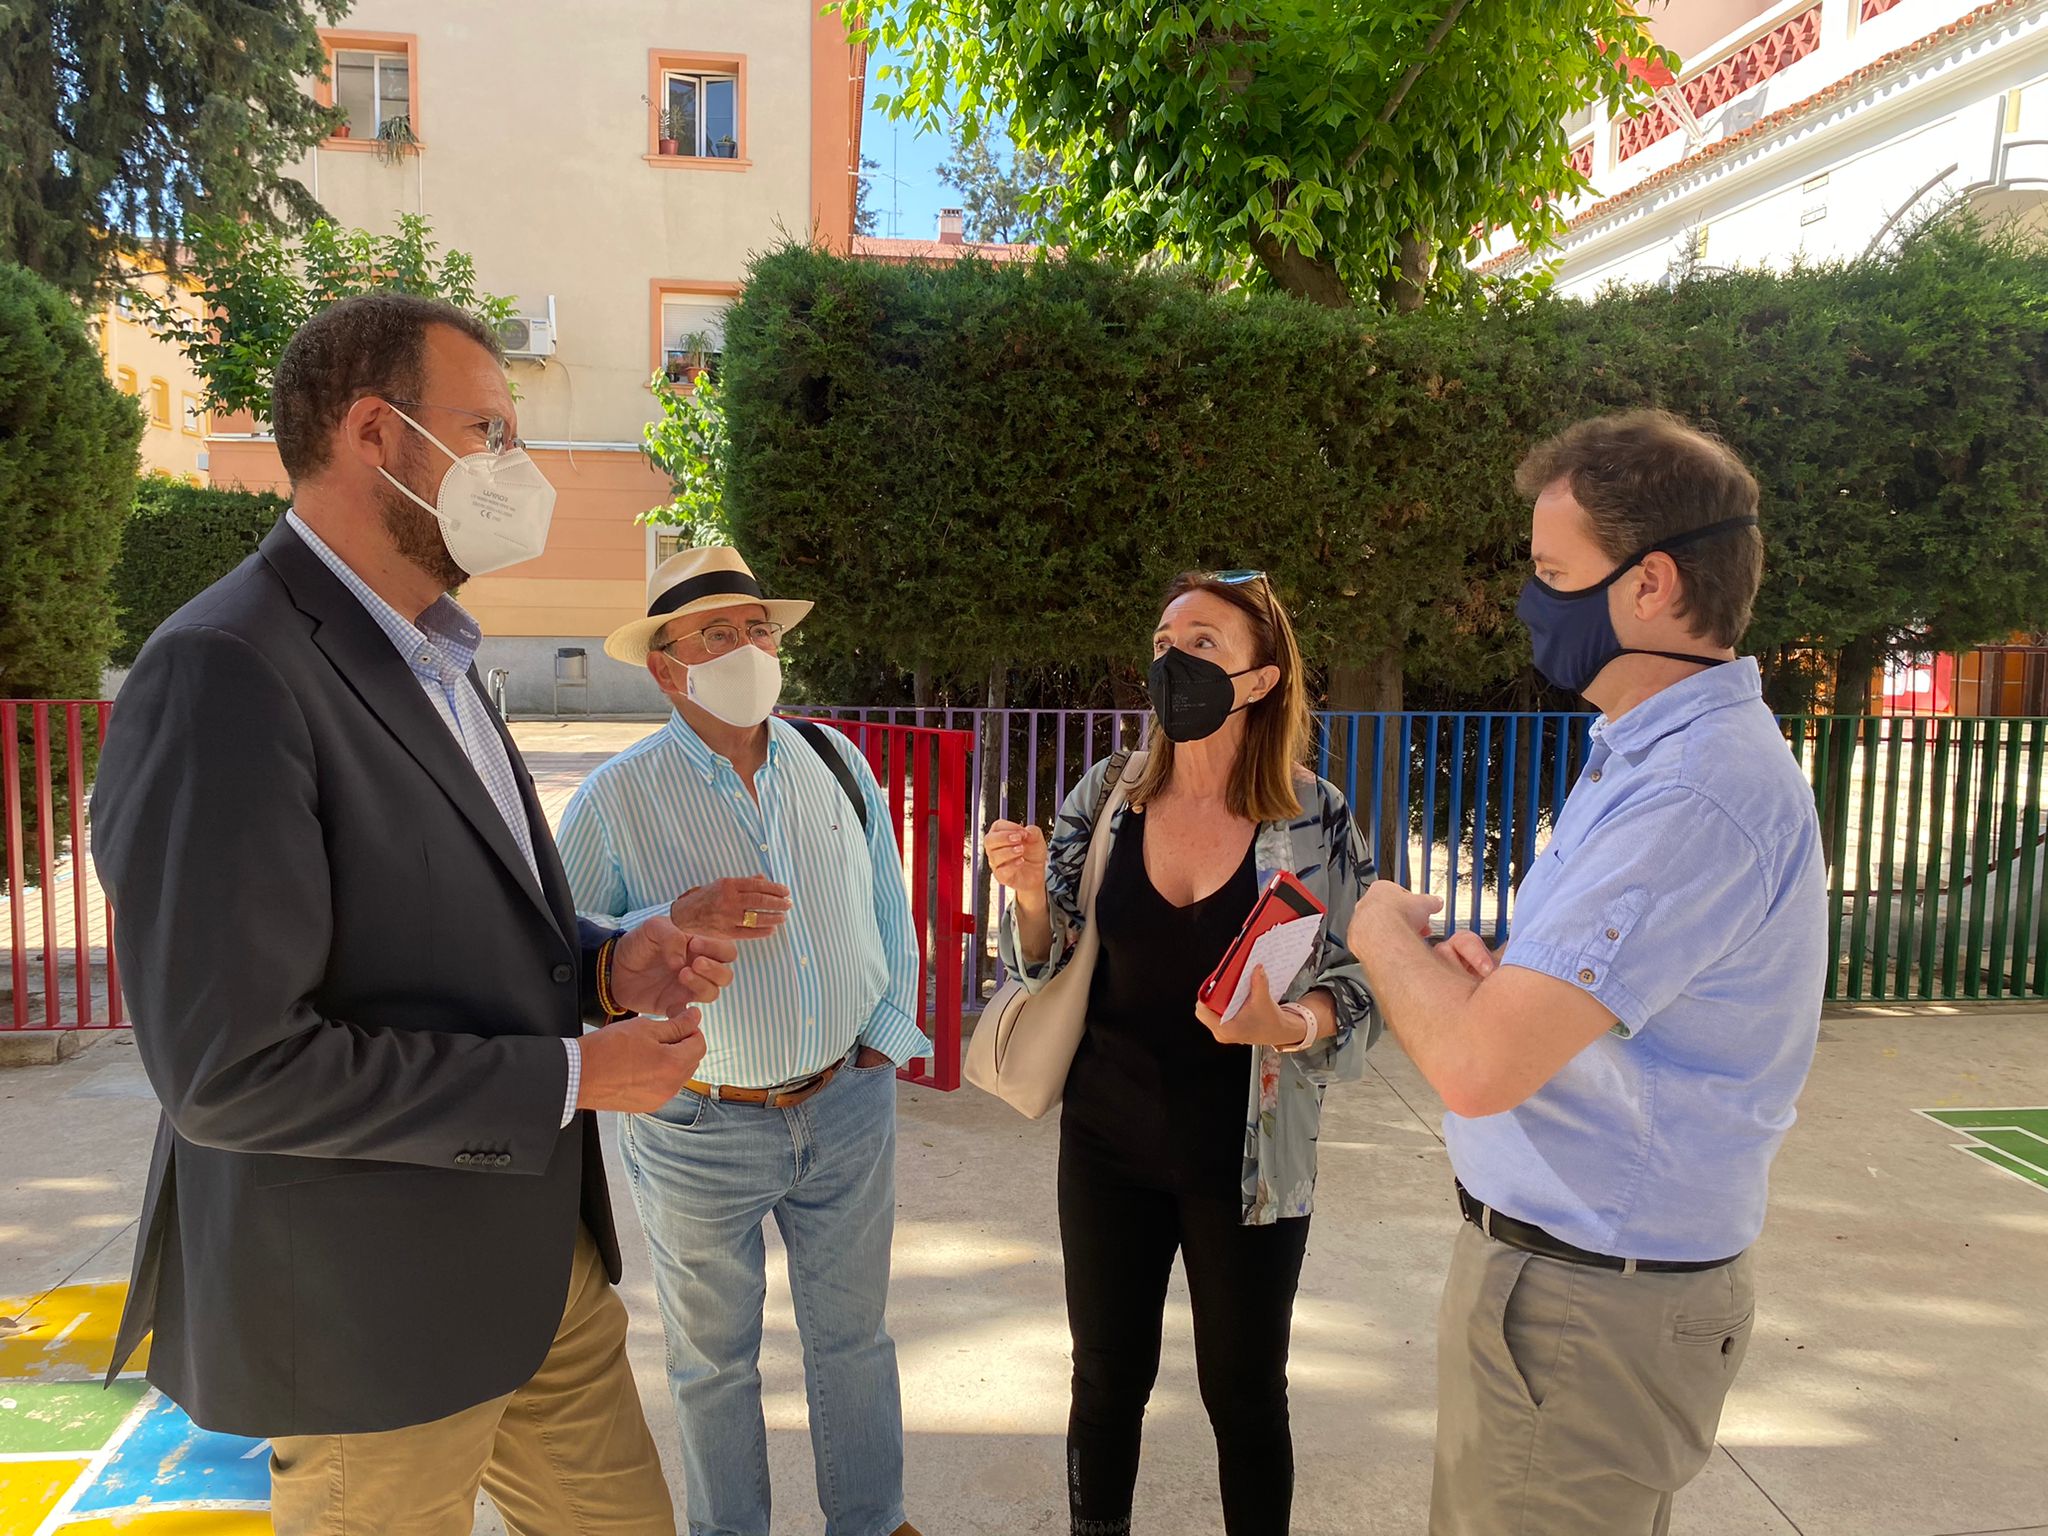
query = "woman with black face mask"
xmin=987 ymin=570 xmax=1378 ymax=1536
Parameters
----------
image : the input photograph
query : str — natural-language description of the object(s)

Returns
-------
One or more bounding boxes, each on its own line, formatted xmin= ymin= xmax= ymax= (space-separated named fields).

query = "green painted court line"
xmin=1917 ymin=1107 xmax=2048 ymax=1193
xmin=1964 ymin=1145 xmax=2048 ymax=1191
xmin=1922 ymin=1106 xmax=2048 ymax=1139
xmin=0 ymin=1382 xmax=147 ymax=1456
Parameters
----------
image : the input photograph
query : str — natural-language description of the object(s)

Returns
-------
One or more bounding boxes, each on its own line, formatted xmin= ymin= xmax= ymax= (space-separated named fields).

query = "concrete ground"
xmin=3 ymin=1006 xmax=2045 ymax=1536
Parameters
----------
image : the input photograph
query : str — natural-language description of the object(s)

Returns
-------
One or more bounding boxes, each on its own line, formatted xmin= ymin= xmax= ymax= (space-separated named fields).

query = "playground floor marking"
xmin=1915 ymin=1106 xmax=2048 ymax=1193
xmin=0 ymin=1282 xmax=270 ymax=1535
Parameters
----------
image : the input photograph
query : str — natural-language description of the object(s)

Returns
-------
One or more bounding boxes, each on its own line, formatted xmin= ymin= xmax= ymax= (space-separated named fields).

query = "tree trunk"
xmin=1831 ymin=636 xmax=1877 ymax=716
xmin=1377 ymin=232 xmax=1435 ymax=313
xmin=1250 ymin=229 xmax=1353 ymax=310
xmin=1818 ymin=636 xmax=1878 ymax=869
xmin=913 ymin=662 xmax=932 ymax=709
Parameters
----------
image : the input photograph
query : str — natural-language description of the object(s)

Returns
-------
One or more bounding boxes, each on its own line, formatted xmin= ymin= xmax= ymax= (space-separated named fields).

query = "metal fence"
xmin=1792 ymin=716 xmax=2048 ymax=1002
xmin=1 ymin=705 xmax=973 ymax=1094
xmin=809 ymin=716 xmax=973 ymax=1090
xmin=809 ymin=706 xmax=2048 ymax=1007
xmin=2 ymin=701 xmax=122 ymax=1030
xmin=10 ymin=702 xmax=2048 ymax=1039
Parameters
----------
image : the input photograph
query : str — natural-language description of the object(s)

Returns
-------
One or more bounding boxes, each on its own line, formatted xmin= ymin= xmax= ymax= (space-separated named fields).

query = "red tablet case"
xmin=1198 ymin=870 xmax=1327 ymax=1013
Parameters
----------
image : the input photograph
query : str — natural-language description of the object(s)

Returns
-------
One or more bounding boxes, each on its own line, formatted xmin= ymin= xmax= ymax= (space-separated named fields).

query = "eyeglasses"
xmin=658 ymin=620 xmax=785 ymax=659
xmin=386 ymin=398 xmax=518 ymax=454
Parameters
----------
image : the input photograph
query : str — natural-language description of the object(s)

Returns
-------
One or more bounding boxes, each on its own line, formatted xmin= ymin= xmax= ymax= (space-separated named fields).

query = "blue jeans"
xmin=617 ymin=1055 xmax=905 ymax=1536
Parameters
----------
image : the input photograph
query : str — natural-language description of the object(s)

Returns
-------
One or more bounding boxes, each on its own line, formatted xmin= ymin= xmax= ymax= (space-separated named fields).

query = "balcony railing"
xmin=1618 ymin=3 xmax=1826 ymax=161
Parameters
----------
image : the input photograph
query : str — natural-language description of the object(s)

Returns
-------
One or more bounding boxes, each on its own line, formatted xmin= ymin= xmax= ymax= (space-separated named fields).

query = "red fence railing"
xmin=4 ymin=702 xmax=975 ymax=1091
xmin=2 ymin=701 xmax=122 ymax=1030
xmin=809 ymin=716 xmax=973 ymax=1091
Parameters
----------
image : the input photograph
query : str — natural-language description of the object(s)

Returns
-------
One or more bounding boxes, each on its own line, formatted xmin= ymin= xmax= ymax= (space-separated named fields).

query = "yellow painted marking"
xmin=0 ymin=1458 xmax=80 ymax=1529
xmin=0 ymin=1285 xmax=148 ymax=1381
xmin=56 ymin=1515 xmax=273 ymax=1535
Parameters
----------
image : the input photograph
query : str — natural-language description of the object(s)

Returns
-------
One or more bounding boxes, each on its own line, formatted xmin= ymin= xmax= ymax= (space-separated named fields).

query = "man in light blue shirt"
xmin=558 ymin=545 xmax=926 ymax=1536
xmin=1350 ymin=412 xmax=1827 ymax=1535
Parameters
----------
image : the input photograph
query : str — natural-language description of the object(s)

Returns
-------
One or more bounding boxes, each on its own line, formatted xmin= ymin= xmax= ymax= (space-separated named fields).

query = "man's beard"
xmin=378 ymin=440 xmax=468 ymax=592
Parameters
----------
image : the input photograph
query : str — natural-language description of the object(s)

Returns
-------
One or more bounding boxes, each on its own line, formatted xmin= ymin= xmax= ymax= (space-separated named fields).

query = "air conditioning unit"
xmin=498 ymin=311 xmax=556 ymax=360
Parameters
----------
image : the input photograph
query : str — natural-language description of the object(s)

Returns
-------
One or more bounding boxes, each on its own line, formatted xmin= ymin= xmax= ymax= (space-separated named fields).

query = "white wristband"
xmin=1279 ymin=1001 xmax=1319 ymax=1053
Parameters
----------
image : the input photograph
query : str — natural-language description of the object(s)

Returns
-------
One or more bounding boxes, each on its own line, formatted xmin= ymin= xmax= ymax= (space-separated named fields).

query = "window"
xmin=114 ymin=292 xmax=146 ymax=323
xmin=652 ymin=528 xmax=688 ymax=569
xmin=663 ymin=71 xmax=738 ymax=158
xmin=334 ymin=49 xmax=410 ymax=137
xmin=115 ymin=367 xmax=137 ymax=396
xmin=147 ymin=378 xmax=171 ymax=428
xmin=659 ymin=293 xmax=732 ymax=381
xmin=646 ymin=52 xmax=747 ymax=166
xmin=319 ymin=33 xmax=419 ymax=147
xmin=181 ymin=394 xmax=206 ymax=437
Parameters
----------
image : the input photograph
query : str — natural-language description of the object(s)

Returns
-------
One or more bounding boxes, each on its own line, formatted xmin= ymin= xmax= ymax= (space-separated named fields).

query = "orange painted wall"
xmin=205 ymin=434 xmax=665 ymax=638
xmin=810 ymin=5 xmax=858 ymax=250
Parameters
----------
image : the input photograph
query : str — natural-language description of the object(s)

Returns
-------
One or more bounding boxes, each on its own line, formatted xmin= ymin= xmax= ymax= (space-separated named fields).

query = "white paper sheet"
xmin=1218 ymin=913 xmax=1324 ymax=1021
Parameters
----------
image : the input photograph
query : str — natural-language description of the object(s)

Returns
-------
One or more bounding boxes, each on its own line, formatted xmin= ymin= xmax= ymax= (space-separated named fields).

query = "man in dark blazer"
xmin=90 ymin=292 xmax=735 ymax=1535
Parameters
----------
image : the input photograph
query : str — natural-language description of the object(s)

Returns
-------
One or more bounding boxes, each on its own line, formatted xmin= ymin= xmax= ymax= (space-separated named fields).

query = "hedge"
xmin=0 ymin=262 xmax=142 ymax=892
xmin=719 ymin=223 xmax=2048 ymax=713
xmin=112 ymin=476 xmax=290 ymax=667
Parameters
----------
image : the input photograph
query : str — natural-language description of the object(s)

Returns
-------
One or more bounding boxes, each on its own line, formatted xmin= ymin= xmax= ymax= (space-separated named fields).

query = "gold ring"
xmin=742 ymin=910 xmax=759 ymax=929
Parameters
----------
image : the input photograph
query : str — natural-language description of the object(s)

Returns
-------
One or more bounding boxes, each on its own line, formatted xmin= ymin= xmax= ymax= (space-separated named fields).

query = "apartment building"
xmin=1481 ymin=0 xmax=2048 ymax=293
xmin=98 ymin=267 xmax=211 ymax=485
xmin=205 ymin=0 xmax=866 ymax=714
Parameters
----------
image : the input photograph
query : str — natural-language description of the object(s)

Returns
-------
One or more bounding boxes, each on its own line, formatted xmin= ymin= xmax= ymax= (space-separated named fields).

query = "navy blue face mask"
xmin=1517 ymin=517 xmax=1759 ymax=696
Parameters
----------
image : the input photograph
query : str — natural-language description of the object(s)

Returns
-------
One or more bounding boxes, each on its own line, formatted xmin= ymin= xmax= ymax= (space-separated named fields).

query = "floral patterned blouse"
xmin=999 ymin=755 xmax=1379 ymax=1224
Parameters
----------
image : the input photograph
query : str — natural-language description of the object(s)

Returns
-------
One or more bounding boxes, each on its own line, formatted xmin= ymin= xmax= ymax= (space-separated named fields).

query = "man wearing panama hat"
xmin=559 ymin=546 xmax=927 ymax=1536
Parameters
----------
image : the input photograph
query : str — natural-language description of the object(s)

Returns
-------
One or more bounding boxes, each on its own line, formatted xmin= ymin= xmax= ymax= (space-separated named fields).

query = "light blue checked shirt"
xmin=287 ymin=513 xmax=582 ymax=1126
xmin=558 ymin=712 xmax=927 ymax=1088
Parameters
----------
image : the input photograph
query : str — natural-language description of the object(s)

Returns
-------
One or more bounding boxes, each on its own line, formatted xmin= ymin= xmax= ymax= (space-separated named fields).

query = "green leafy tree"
xmin=937 ymin=128 xmax=1062 ymax=243
xmin=848 ymin=0 xmax=1665 ymax=312
xmin=153 ymin=214 xmax=515 ymax=418
xmin=0 ymin=0 xmax=347 ymax=306
xmin=0 ymin=262 xmax=142 ymax=889
xmin=639 ymin=370 xmax=731 ymax=546
xmin=846 ymin=0 xmax=1669 ymax=736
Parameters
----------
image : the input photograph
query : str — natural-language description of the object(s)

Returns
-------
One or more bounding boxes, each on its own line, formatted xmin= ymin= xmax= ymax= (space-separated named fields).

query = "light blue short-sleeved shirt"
xmin=1445 ymin=658 xmax=1827 ymax=1262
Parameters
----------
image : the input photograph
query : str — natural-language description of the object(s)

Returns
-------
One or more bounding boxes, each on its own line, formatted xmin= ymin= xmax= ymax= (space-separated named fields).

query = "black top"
xmin=1062 ymin=808 xmax=1259 ymax=1196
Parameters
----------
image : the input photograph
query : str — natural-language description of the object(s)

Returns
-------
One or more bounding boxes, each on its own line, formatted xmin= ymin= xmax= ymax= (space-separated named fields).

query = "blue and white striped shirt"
xmin=286 ymin=512 xmax=581 ymax=1124
xmin=558 ymin=713 xmax=927 ymax=1088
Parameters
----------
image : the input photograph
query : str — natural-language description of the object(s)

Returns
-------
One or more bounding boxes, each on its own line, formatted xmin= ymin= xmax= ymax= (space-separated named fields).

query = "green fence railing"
xmin=1790 ymin=716 xmax=2048 ymax=1002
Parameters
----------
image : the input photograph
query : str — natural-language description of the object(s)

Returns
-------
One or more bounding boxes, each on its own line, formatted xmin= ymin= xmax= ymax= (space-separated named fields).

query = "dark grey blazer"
xmin=90 ymin=519 xmax=625 ymax=1438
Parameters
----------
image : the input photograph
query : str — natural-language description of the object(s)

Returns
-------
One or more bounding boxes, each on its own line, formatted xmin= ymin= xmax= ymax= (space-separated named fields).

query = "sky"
xmin=858 ymin=41 xmax=955 ymax=241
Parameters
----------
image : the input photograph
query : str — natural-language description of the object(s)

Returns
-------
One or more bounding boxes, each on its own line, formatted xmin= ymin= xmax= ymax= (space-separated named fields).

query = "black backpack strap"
xmin=790 ymin=718 xmax=869 ymax=835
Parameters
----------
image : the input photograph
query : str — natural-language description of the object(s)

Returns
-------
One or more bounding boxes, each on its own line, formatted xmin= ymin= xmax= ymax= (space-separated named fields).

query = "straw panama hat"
xmin=603 ymin=546 xmax=814 ymax=666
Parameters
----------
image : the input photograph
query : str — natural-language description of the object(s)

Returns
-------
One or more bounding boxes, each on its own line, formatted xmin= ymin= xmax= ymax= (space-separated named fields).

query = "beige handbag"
xmin=965 ymin=750 xmax=1147 ymax=1119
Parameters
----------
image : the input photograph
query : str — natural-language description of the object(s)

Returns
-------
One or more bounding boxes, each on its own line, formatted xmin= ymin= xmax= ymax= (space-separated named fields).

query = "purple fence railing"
xmin=802 ymin=707 xmax=1602 ymax=1008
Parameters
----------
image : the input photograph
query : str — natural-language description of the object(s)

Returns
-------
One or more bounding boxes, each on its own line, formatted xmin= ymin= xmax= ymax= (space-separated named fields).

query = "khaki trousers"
xmin=1431 ymin=1219 xmax=1755 ymax=1536
xmin=270 ymin=1228 xmax=673 ymax=1536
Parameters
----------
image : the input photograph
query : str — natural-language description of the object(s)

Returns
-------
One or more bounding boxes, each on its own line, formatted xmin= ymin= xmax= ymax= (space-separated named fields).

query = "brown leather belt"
xmin=686 ymin=1049 xmax=854 ymax=1110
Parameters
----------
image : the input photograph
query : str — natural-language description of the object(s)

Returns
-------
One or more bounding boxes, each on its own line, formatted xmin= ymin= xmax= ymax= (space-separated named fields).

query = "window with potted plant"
xmin=659 ymin=103 xmax=689 ymax=158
